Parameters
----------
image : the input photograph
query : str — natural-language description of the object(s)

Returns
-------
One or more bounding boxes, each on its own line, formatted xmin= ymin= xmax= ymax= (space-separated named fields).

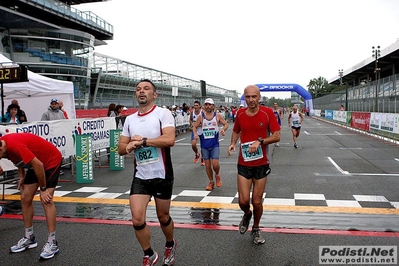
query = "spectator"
xmin=340 ymin=104 xmax=345 ymax=111
xmin=58 ymin=100 xmax=68 ymax=119
xmin=41 ymin=99 xmax=66 ymax=121
xmin=1 ymin=104 xmax=21 ymax=124
xmin=11 ymin=99 xmax=27 ymax=123
xmin=113 ymin=105 xmax=124 ymax=117
xmin=106 ymin=103 xmax=116 ymax=160
xmin=231 ymin=106 xmax=237 ymax=122
xmin=107 ymin=103 xmax=116 ymax=117
xmin=121 ymin=106 xmax=128 ymax=116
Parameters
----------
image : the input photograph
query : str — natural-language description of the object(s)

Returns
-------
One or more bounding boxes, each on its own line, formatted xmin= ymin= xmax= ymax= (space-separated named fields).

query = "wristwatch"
xmin=40 ymin=186 xmax=47 ymax=192
xmin=257 ymin=137 xmax=264 ymax=144
xmin=142 ymin=137 xmax=147 ymax=147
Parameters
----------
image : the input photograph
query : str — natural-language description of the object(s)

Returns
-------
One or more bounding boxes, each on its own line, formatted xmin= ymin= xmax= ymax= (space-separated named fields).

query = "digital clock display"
xmin=0 ymin=65 xmax=28 ymax=83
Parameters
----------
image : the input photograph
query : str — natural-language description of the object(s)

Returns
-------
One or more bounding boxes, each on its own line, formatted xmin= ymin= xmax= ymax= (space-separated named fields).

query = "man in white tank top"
xmin=190 ymin=100 xmax=204 ymax=165
xmin=288 ymin=105 xmax=304 ymax=148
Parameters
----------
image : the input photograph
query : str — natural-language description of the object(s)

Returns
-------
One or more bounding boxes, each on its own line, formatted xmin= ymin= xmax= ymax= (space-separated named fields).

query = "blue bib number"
xmin=241 ymin=141 xmax=263 ymax=162
xmin=134 ymin=147 xmax=159 ymax=165
xmin=203 ymin=128 xmax=216 ymax=139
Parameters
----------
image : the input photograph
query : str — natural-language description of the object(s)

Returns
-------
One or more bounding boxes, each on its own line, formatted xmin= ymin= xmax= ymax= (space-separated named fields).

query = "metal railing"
xmin=314 ymin=73 xmax=398 ymax=113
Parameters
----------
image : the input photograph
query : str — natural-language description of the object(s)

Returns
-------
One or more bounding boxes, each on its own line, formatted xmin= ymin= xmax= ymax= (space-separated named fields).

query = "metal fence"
xmin=314 ymin=73 xmax=399 ymax=113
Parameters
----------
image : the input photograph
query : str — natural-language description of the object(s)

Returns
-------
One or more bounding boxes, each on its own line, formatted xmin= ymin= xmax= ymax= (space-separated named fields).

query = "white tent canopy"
xmin=0 ymin=54 xmax=76 ymax=122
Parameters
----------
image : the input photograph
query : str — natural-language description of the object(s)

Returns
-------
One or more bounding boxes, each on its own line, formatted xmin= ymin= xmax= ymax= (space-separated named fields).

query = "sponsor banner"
xmin=3 ymin=120 xmax=75 ymax=158
xmin=333 ymin=111 xmax=347 ymax=123
xmin=379 ymin=113 xmax=395 ymax=132
xmin=75 ymin=134 xmax=93 ymax=184
xmin=351 ymin=112 xmax=371 ymax=131
xmin=319 ymin=246 xmax=397 ymax=265
xmin=370 ymin=112 xmax=381 ymax=130
xmin=346 ymin=112 xmax=352 ymax=125
xmin=0 ymin=118 xmax=116 ymax=158
xmin=395 ymin=114 xmax=399 ymax=134
xmin=109 ymin=130 xmax=124 ymax=170
xmin=325 ymin=110 xmax=334 ymax=120
xmin=76 ymin=118 xmax=114 ymax=151
xmin=370 ymin=112 xmax=395 ymax=132
xmin=314 ymin=109 xmax=321 ymax=117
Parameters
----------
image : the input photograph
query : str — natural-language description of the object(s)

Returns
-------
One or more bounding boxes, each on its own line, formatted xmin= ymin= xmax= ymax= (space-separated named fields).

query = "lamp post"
xmin=372 ymin=46 xmax=381 ymax=112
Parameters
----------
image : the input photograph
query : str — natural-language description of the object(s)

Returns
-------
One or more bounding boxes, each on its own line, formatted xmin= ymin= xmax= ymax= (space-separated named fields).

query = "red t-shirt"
xmin=2 ymin=133 xmax=62 ymax=170
xmin=233 ymin=106 xmax=281 ymax=166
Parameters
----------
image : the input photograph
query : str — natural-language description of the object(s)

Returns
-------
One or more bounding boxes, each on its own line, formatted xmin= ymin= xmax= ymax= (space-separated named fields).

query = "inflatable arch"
xmin=240 ymin=83 xmax=313 ymax=111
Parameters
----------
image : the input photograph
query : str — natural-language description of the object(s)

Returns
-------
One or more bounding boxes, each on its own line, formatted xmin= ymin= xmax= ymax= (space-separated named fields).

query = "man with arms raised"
xmin=228 ymin=85 xmax=280 ymax=244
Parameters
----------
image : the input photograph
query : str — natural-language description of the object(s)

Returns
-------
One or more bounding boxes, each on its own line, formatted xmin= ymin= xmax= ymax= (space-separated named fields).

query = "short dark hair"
xmin=194 ymin=100 xmax=200 ymax=105
xmin=137 ymin=79 xmax=157 ymax=92
xmin=7 ymin=103 xmax=20 ymax=113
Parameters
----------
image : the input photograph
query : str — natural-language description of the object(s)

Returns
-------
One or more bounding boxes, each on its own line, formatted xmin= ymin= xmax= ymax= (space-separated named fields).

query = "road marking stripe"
xmin=328 ymin=157 xmax=350 ymax=175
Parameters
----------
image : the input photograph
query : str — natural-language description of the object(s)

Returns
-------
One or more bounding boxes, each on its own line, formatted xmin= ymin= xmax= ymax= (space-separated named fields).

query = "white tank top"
xmin=290 ymin=112 xmax=301 ymax=127
xmin=192 ymin=110 xmax=203 ymax=135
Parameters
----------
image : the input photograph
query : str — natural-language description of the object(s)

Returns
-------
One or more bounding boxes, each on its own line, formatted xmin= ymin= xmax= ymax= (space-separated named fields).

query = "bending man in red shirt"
xmin=228 ymin=85 xmax=281 ymax=245
xmin=0 ymin=133 xmax=63 ymax=261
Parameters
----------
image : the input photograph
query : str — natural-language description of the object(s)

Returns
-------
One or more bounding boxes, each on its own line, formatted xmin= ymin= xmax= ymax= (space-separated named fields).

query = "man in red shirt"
xmin=228 ymin=85 xmax=281 ymax=245
xmin=0 ymin=133 xmax=63 ymax=260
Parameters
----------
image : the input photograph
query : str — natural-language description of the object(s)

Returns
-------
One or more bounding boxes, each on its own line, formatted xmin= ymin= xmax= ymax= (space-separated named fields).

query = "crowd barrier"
xmin=313 ymin=110 xmax=399 ymax=142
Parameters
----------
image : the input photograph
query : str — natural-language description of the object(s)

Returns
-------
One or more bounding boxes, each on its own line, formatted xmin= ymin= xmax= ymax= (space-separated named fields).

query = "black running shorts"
xmin=24 ymin=159 xmax=62 ymax=188
xmin=130 ymin=177 xmax=173 ymax=200
xmin=237 ymin=164 xmax=271 ymax=180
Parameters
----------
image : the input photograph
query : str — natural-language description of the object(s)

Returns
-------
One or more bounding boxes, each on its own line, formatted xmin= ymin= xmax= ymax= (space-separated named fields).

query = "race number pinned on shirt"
xmin=134 ymin=147 xmax=159 ymax=165
xmin=203 ymin=128 xmax=216 ymax=139
xmin=293 ymin=121 xmax=300 ymax=126
xmin=241 ymin=141 xmax=263 ymax=162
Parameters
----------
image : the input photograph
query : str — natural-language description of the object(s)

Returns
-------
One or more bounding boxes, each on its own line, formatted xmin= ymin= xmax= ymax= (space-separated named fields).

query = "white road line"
xmin=339 ymin=148 xmax=362 ymax=150
xmin=350 ymin=173 xmax=399 ymax=176
xmin=327 ymin=157 xmax=398 ymax=176
xmin=175 ymin=138 xmax=186 ymax=143
xmin=395 ymin=158 xmax=399 ymax=162
xmin=327 ymin=157 xmax=350 ymax=175
xmin=335 ymin=131 xmax=342 ymax=135
xmin=304 ymin=131 xmax=309 ymax=135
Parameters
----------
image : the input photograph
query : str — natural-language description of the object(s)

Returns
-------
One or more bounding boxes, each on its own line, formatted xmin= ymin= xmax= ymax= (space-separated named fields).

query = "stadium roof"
xmin=0 ymin=0 xmax=113 ymax=40
xmin=329 ymin=40 xmax=399 ymax=87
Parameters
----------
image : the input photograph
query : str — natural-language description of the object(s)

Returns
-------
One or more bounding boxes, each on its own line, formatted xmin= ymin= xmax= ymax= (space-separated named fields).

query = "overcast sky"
xmin=79 ymin=0 xmax=399 ymax=98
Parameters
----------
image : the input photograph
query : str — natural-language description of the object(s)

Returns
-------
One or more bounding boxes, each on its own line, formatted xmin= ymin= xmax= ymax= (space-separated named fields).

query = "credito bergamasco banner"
xmin=0 ymin=117 xmax=116 ymax=158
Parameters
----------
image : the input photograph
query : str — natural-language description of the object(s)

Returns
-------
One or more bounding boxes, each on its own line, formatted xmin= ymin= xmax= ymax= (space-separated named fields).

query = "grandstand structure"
xmin=92 ymin=53 xmax=240 ymax=108
xmin=318 ymin=40 xmax=399 ymax=113
xmin=0 ymin=0 xmax=239 ymax=110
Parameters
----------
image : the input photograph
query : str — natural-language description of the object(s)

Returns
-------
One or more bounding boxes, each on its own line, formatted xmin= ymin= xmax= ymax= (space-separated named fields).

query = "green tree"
xmin=307 ymin=77 xmax=328 ymax=98
xmin=307 ymin=77 xmax=341 ymax=98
